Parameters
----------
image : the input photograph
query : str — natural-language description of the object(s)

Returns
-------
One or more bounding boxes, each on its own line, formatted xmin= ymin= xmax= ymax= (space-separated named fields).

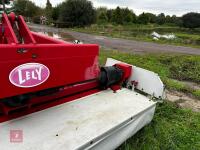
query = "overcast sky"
xmin=31 ymin=0 xmax=200 ymax=16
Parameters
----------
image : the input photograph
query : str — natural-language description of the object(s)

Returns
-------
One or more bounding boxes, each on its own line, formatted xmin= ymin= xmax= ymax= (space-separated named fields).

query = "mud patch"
xmin=166 ymin=90 xmax=200 ymax=112
xmin=182 ymin=81 xmax=200 ymax=90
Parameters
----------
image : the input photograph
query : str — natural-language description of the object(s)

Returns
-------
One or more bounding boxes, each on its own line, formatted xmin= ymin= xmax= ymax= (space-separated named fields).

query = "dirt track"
xmin=29 ymin=24 xmax=200 ymax=55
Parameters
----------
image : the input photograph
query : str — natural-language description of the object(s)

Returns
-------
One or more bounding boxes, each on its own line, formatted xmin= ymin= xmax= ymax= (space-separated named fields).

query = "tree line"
xmin=96 ymin=7 xmax=182 ymax=26
xmin=10 ymin=0 xmax=200 ymax=29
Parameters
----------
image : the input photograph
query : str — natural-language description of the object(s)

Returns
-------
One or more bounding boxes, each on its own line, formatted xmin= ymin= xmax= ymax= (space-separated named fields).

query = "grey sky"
xmin=31 ymin=0 xmax=200 ymax=16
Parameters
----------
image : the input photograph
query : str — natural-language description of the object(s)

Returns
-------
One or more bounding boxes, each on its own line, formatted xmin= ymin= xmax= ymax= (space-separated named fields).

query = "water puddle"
xmin=30 ymin=28 xmax=75 ymax=43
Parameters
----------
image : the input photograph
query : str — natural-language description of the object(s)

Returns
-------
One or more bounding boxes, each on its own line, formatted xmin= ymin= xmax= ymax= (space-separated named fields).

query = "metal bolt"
xmin=32 ymin=54 xmax=38 ymax=59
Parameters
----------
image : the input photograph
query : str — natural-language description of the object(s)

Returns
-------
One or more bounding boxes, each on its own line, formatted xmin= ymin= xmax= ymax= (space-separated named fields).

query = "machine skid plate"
xmin=0 ymin=89 xmax=156 ymax=150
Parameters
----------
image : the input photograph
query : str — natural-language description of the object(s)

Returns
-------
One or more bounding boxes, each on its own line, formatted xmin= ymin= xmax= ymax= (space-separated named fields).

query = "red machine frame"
xmin=0 ymin=13 xmax=132 ymax=123
xmin=0 ymin=13 xmax=100 ymax=122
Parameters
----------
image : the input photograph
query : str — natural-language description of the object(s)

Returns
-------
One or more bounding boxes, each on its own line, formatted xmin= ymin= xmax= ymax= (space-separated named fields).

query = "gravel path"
xmin=29 ymin=24 xmax=200 ymax=55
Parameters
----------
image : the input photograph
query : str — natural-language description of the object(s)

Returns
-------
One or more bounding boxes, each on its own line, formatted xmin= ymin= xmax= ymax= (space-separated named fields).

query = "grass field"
xmin=71 ymin=24 xmax=200 ymax=48
xmin=99 ymin=50 xmax=200 ymax=150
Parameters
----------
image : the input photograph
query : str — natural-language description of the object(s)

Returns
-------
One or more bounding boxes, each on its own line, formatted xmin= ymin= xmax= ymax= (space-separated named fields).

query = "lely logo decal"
xmin=9 ymin=63 xmax=50 ymax=88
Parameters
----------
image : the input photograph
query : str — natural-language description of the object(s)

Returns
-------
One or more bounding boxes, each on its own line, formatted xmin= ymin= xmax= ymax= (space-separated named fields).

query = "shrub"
xmin=32 ymin=16 xmax=40 ymax=24
xmin=59 ymin=0 xmax=96 ymax=27
xmin=182 ymin=12 xmax=200 ymax=29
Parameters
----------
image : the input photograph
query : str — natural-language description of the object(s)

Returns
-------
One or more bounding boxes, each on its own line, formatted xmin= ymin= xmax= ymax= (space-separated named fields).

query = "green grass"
xmin=193 ymin=90 xmax=200 ymax=99
xmin=118 ymin=102 xmax=200 ymax=150
xmin=164 ymin=79 xmax=191 ymax=92
xmin=165 ymin=79 xmax=200 ymax=99
xmin=99 ymin=50 xmax=200 ymax=83
xmin=70 ymin=24 xmax=200 ymax=48
xmin=99 ymin=50 xmax=200 ymax=99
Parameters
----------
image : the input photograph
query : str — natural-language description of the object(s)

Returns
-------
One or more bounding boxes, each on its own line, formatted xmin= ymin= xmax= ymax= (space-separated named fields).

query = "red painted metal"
xmin=0 ymin=44 xmax=100 ymax=99
xmin=110 ymin=85 xmax=121 ymax=93
xmin=17 ymin=15 xmax=36 ymax=44
xmin=110 ymin=63 xmax=132 ymax=92
xmin=0 ymin=80 xmax=98 ymax=118
xmin=31 ymin=32 xmax=68 ymax=44
xmin=0 ymin=13 xmax=100 ymax=99
xmin=0 ymin=13 xmax=100 ymax=122
xmin=115 ymin=63 xmax=132 ymax=81
xmin=1 ymin=13 xmax=18 ymax=44
xmin=0 ymin=89 xmax=100 ymax=123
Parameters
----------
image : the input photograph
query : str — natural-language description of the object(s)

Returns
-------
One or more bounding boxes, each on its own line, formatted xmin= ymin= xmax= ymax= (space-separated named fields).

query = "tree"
xmin=137 ymin=13 xmax=149 ymax=24
xmin=121 ymin=8 xmax=134 ymax=23
xmin=171 ymin=15 xmax=182 ymax=26
xmin=96 ymin=7 xmax=108 ymax=23
xmin=171 ymin=15 xmax=177 ymax=23
xmin=14 ymin=0 xmax=40 ymax=18
xmin=59 ymin=0 xmax=96 ymax=27
xmin=156 ymin=13 xmax=166 ymax=25
xmin=98 ymin=12 xmax=108 ymax=23
xmin=165 ymin=15 xmax=171 ymax=23
xmin=96 ymin=7 xmax=107 ymax=16
xmin=182 ymin=12 xmax=200 ymax=29
xmin=0 ymin=0 xmax=10 ymax=4
xmin=52 ymin=4 xmax=62 ymax=21
xmin=145 ymin=13 xmax=156 ymax=23
xmin=112 ymin=7 xmax=123 ymax=24
xmin=45 ymin=0 xmax=53 ymax=23
xmin=0 ymin=0 xmax=12 ymax=12
xmin=106 ymin=9 xmax=113 ymax=22
xmin=164 ymin=15 xmax=182 ymax=26
xmin=132 ymin=12 xmax=137 ymax=23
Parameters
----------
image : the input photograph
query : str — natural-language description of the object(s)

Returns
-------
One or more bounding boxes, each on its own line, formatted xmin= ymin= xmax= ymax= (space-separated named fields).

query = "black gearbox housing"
xmin=98 ymin=66 xmax=123 ymax=89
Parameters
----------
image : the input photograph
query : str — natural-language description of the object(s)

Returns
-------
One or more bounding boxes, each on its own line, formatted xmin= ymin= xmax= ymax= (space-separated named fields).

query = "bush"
xmin=32 ymin=16 xmax=40 ymax=24
xmin=14 ymin=0 xmax=41 ymax=18
xmin=156 ymin=13 xmax=166 ymax=25
xmin=112 ymin=7 xmax=123 ymax=24
xmin=137 ymin=13 xmax=149 ymax=24
xmin=59 ymin=0 xmax=96 ymax=27
xmin=98 ymin=12 xmax=108 ymax=24
xmin=182 ymin=12 xmax=200 ymax=29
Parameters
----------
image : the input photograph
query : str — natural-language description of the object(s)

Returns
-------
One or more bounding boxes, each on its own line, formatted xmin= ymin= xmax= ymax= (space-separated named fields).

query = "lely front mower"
xmin=0 ymin=13 xmax=165 ymax=150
